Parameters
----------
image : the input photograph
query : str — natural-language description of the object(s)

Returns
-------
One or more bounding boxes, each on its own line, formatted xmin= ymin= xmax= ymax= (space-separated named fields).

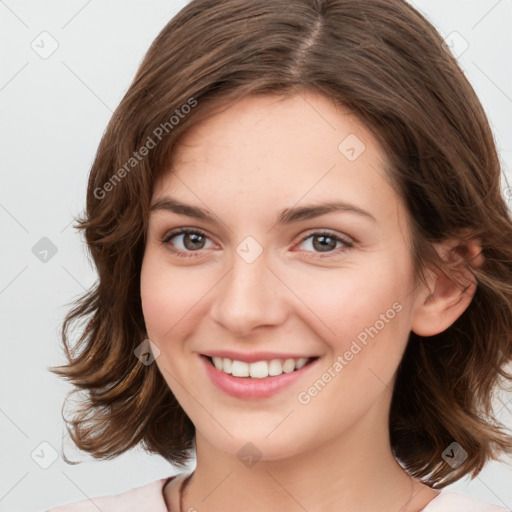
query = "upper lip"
xmin=201 ymin=350 xmax=319 ymax=363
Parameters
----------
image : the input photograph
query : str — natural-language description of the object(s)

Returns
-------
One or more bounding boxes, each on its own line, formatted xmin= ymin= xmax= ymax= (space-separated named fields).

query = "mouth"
xmin=200 ymin=354 xmax=321 ymax=399
xmin=202 ymin=354 xmax=319 ymax=379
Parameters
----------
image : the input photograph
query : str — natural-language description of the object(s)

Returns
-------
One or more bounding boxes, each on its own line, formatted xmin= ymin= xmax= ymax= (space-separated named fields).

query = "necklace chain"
xmin=179 ymin=472 xmax=193 ymax=512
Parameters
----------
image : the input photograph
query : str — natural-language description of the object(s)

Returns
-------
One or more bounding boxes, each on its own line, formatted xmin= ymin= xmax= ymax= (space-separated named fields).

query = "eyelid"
xmin=161 ymin=226 xmax=216 ymax=245
xmin=296 ymin=228 xmax=354 ymax=246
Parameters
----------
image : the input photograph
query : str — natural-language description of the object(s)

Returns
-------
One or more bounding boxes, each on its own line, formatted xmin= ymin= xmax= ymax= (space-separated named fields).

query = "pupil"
xmin=185 ymin=233 xmax=204 ymax=250
xmin=313 ymin=235 xmax=336 ymax=252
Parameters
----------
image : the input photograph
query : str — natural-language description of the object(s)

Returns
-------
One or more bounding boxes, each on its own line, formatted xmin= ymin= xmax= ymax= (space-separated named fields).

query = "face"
xmin=140 ymin=92 xmax=424 ymax=461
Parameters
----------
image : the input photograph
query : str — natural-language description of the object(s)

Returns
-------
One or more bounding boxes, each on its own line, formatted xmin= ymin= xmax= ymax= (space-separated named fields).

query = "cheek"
xmin=294 ymin=268 xmax=413 ymax=431
xmin=294 ymin=266 xmax=410 ymax=343
xmin=140 ymin=251 xmax=214 ymax=342
xmin=140 ymin=253 xmax=182 ymax=340
xmin=286 ymin=260 xmax=415 ymax=398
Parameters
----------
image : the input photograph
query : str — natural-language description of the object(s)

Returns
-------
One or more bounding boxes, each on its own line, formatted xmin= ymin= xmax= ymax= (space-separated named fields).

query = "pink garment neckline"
xmin=160 ymin=476 xmax=444 ymax=512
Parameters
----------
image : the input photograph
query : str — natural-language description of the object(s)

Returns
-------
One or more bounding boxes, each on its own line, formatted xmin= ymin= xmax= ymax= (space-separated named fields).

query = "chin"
xmin=199 ymin=428 xmax=313 ymax=464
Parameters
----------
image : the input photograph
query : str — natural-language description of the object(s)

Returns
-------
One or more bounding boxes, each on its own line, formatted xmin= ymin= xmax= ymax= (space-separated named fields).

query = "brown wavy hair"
xmin=50 ymin=0 xmax=512 ymax=487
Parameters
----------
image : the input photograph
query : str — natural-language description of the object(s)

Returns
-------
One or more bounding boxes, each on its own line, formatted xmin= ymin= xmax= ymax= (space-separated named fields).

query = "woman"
xmin=47 ymin=0 xmax=512 ymax=510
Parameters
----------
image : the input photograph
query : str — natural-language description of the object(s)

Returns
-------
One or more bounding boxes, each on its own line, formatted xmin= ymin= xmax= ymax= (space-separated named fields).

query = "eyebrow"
xmin=150 ymin=196 xmax=376 ymax=224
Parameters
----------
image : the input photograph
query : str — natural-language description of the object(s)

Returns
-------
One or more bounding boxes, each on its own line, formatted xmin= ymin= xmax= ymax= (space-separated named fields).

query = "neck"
xmin=179 ymin=397 xmax=439 ymax=512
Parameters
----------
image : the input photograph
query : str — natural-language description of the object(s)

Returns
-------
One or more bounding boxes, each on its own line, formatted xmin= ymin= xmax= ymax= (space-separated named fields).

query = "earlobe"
xmin=411 ymin=237 xmax=484 ymax=337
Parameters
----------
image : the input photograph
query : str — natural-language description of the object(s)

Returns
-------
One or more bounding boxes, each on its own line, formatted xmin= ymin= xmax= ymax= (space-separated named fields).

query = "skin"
xmin=140 ymin=92 xmax=480 ymax=512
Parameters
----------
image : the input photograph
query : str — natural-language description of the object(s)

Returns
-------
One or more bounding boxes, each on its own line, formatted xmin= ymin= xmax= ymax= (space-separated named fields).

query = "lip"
xmin=200 ymin=354 xmax=320 ymax=399
xmin=201 ymin=350 xmax=318 ymax=364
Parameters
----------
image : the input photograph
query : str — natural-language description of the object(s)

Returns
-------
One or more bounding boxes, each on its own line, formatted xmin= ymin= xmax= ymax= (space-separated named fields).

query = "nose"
xmin=209 ymin=248 xmax=288 ymax=337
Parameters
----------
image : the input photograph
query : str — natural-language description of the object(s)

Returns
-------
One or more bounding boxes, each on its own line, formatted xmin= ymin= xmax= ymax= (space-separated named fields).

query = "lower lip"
xmin=200 ymin=355 xmax=319 ymax=399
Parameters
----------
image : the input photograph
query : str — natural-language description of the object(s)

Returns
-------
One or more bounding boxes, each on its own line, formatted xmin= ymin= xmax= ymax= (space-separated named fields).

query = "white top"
xmin=45 ymin=477 xmax=511 ymax=511
xmin=421 ymin=489 xmax=510 ymax=511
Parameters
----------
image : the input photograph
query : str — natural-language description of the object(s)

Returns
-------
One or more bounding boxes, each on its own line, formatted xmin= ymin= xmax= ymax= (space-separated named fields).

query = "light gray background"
xmin=1 ymin=1 xmax=511 ymax=511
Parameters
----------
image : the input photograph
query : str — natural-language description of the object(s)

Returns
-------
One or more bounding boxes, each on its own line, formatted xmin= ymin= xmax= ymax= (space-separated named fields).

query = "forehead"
xmin=170 ymin=92 xmax=378 ymax=169
xmin=153 ymin=92 xmax=405 ymax=233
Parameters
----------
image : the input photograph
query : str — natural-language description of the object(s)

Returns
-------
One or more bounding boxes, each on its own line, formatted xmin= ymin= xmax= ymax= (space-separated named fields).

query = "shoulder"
xmin=44 ymin=476 xmax=175 ymax=512
xmin=422 ymin=489 xmax=510 ymax=512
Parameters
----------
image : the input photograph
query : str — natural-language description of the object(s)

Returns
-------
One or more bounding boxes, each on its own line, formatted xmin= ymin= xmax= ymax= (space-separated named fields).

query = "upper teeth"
xmin=211 ymin=356 xmax=310 ymax=378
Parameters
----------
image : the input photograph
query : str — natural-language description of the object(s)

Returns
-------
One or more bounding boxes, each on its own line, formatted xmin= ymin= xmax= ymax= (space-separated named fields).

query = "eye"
xmin=161 ymin=228 xmax=353 ymax=259
xmin=161 ymin=228 xmax=215 ymax=258
xmin=296 ymin=231 xmax=353 ymax=257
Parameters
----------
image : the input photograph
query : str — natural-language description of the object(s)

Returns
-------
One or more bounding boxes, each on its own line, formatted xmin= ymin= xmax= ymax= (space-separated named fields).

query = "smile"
xmin=209 ymin=356 xmax=314 ymax=378
xmin=200 ymin=354 xmax=320 ymax=399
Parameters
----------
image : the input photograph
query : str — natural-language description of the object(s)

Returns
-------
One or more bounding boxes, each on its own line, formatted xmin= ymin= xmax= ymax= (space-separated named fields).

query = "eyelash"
xmin=161 ymin=228 xmax=354 ymax=259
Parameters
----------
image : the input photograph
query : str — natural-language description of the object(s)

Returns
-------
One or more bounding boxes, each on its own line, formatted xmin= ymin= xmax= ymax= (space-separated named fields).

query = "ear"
xmin=411 ymin=237 xmax=484 ymax=337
